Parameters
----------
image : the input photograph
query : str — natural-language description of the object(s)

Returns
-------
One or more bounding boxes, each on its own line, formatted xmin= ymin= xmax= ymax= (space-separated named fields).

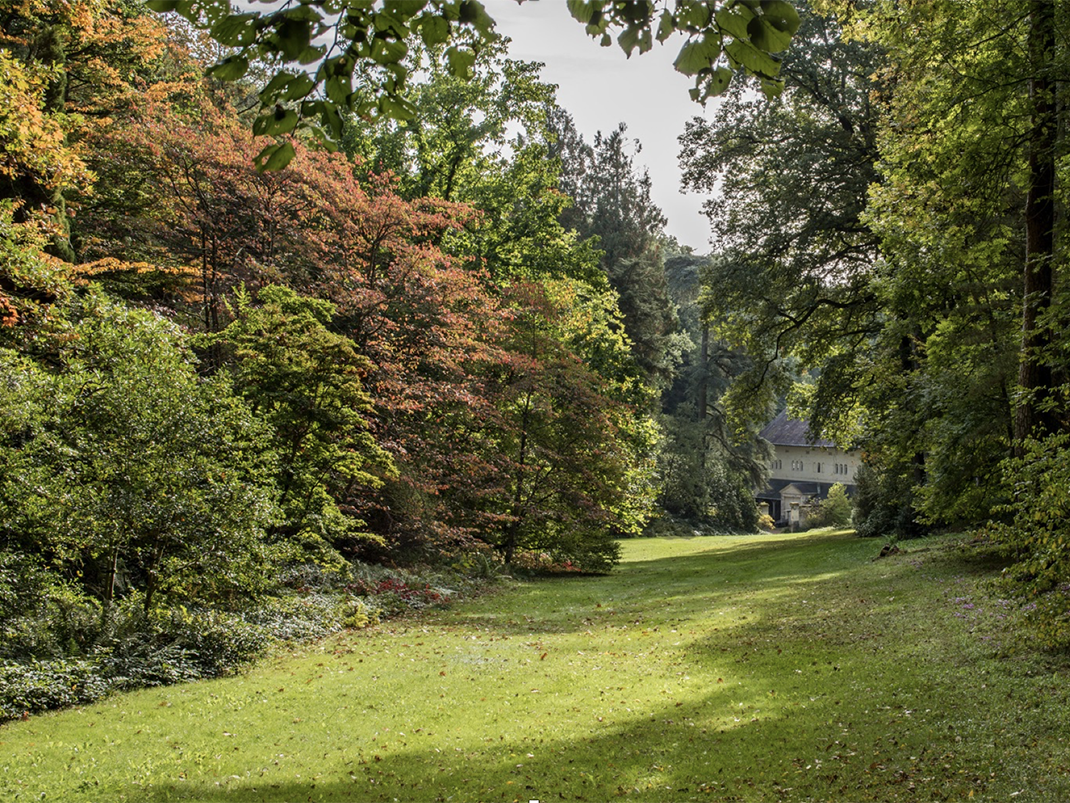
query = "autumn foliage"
xmin=1 ymin=6 xmax=659 ymax=581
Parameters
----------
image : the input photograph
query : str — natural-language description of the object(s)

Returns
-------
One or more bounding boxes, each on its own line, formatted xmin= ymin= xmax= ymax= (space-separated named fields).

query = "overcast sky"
xmin=490 ymin=0 xmax=718 ymax=253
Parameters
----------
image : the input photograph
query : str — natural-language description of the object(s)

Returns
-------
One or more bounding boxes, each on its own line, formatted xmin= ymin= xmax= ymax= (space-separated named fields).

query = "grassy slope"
xmin=2 ymin=531 xmax=1068 ymax=802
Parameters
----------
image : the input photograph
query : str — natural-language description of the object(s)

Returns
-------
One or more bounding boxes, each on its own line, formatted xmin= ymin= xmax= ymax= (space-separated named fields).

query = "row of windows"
xmin=773 ymin=459 xmax=853 ymax=475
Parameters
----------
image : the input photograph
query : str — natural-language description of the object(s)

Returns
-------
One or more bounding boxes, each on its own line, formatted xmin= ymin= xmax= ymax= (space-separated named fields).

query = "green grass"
xmin=2 ymin=531 xmax=1068 ymax=802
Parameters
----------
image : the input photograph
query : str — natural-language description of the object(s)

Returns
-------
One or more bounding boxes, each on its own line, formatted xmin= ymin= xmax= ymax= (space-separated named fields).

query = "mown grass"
xmin=2 ymin=530 xmax=1068 ymax=802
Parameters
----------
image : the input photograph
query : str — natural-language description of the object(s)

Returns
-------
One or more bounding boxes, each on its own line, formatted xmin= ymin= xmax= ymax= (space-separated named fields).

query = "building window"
xmin=816 ymin=463 xmax=822 ymax=473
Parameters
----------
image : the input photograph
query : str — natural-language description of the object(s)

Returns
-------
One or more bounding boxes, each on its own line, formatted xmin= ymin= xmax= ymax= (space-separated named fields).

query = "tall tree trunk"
xmin=1016 ymin=0 xmax=1058 ymax=447
xmin=504 ymin=390 xmax=533 ymax=565
xmin=697 ymin=325 xmax=710 ymax=512
xmin=100 ymin=545 xmax=120 ymax=631
xmin=697 ymin=325 xmax=709 ymax=422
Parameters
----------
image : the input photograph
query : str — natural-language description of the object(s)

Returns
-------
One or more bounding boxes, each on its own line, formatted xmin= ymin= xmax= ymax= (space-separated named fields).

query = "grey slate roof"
xmin=759 ymin=410 xmax=836 ymax=448
xmin=758 ymin=479 xmax=855 ymax=500
xmin=755 ymin=478 xmax=795 ymax=500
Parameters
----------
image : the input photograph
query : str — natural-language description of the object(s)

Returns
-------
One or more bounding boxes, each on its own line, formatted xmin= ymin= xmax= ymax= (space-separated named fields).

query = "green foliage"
xmin=657 ymin=254 xmax=770 ymax=530
xmin=343 ymin=39 xmax=603 ymax=286
xmin=0 ymin=658 xmax=113 ymax=720
xmin=809 ymin=482 xmax=852 ymax=529
xmin=0 ymin=293 xmax=280 ymax=612
xmin=991 ymin=436 xmax=1070 ymax=586
xmin=206 ymin=285 xmax=394 ymax=559
xmin=0 ymin=554 xmax=103 ymax=660
xmin=485 ymin=281 xmax=655 ymax=571
xmin=680 ymin=1 xmax=883 ymax=438
xmin=159 ymin=0 xmax=798 ymax=159
xmin=985 ymin=433 xmax=1070 ymax=649
xmin=852 ymin=463 xmax=924 ymax=540
xmin=852 ymin=0 xmax=1026 ymax=530
xmin=0 ymin=200 xmax=72 ymax=334
xmin=655 ymin=415 xmax=764 ymax=533
xmin=551 ymin=120 xmax=685 ymax=392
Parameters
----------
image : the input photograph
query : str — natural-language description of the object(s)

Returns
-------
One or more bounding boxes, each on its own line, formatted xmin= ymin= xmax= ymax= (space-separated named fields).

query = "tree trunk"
xmin=697 ymin=325 xmax=709 ymax=422
xmin=100 ymin=545 xmax=120 ymax=631
xmin=504 ymin=390 xmax=533 ymax=566
xmin=1015 ymin=0 xmax=1058 ymax=448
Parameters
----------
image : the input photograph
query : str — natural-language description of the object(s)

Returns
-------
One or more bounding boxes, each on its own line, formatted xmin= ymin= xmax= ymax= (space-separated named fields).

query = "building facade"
xmin=756 ymin=411 xmax=861 ymax=528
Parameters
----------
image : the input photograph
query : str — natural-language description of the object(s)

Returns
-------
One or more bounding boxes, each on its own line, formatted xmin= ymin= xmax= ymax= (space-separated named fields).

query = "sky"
xmin=490 ymin=0 xmax=719 ymax=253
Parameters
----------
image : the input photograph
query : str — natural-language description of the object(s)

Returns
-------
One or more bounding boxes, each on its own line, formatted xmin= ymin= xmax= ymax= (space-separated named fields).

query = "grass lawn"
xmin=2 ymin=531 xmax=1068 ymax=802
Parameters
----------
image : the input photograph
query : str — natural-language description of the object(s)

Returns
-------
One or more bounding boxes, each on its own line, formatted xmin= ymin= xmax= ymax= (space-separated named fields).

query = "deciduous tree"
xmin=149 ymin=0 xmax=801 ymax=168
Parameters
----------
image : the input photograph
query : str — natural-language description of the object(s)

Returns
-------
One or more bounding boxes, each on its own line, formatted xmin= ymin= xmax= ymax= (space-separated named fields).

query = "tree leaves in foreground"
xmin=148 ymin=0 xmax=801 ymax=169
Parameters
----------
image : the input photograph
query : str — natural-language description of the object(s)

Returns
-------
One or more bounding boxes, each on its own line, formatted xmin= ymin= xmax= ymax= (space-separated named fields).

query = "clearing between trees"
xmin=2 ymin=532 xmax=1067 ymax=803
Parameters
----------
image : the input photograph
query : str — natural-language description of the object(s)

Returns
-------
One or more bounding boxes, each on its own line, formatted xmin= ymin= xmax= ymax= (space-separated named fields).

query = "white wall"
xmin=768 ymin=444 xmax=860 ymax=486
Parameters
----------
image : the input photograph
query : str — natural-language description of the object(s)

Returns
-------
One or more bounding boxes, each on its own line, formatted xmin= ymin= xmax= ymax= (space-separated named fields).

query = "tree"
xmin=205 ymin=285 xmax=394 ymax=561
xmin=1016 ymin=0 xmax=1058 ymax=445
xmin=150 ymin=0 xmax=801 ymax=169
xmin=550 ymin=119 xmax=686 ymax=391
xmin=854 ymin=0 xmax=1059 ymax=528
xmin=809 ymin=482 xmax=850 ymax=528
xmin=0 ymin=201 xmax=71 ymax=334
xmin=0 ymin=0 xmax=168 ymax=260
xmin=679 ymin=0 xmax=883 ymax=439
xmin=294 ymin=165 xmax=509 ymax=554
xmin=86 ymin=100 xmax=324 ymax=332
xmin=484 ymin=281 xmax=657 ymax=570
xmin=342 ymin=37 xmax=604 ymax=285
xmin=0 ymin=293 xmax=279 ymax=615
xmin=658 ymin=253 xmax=767 ymax=529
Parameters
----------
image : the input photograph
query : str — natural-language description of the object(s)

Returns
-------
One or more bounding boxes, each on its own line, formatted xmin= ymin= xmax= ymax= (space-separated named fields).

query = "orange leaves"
xmin=0 ymin=52 xmax=92 ymax=197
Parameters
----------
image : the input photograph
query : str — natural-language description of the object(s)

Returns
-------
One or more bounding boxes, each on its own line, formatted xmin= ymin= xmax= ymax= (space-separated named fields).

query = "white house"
xmin=756 ymin=411 xmax=861 ymax=528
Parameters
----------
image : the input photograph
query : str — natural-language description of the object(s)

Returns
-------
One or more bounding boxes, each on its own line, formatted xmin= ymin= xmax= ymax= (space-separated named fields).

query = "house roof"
xmin=755 ymin=478 xmax=795 ymax=500
xmin=759 ymin=410 xmax=836 ymax=448
xmin=780 ymin=482 xmax=823 ymax=497
xmin=769 ymin=481 xmax=855 ymax=500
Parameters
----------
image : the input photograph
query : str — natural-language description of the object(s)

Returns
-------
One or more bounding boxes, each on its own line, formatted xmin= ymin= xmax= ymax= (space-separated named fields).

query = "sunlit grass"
xmin=2 ymin=530 xmax=1068 ymax=801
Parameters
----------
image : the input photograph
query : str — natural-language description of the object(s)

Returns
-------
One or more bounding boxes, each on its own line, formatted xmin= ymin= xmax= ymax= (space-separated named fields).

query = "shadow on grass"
xmin=100 ymin=531 xmax=1056 ymax=803
xmin=437 ymin=532 xmax=877 ymax=639
xmin=138 ymin=664 xmax=985 ymax=803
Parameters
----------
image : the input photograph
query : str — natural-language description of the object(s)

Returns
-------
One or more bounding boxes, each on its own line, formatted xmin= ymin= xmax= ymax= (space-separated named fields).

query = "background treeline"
xmin=681 ymin=0 xmax=1070 ymax=650
xmin=0 ymin=1 xmax=765 ymax=716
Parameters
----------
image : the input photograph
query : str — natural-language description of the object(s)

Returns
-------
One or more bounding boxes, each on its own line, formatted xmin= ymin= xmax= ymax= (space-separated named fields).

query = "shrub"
xmin=852 ymin=463 xmax=926 ymax=539
xmin=252 ymin=594 xmax=343 ymax=641
xmin=452 ymin=547 xmax=506 ymax=581
xmin=989 ymin=434 xmax=1070 ymax=649
xmin=0 ymin=557 xmax=469 ymax=719
xmin=809 ymin=483 xmax=852 ymax=529
xmin=0 ymin=567 xmax=103 ymax=661
xmin=0 ymin=659 xmax=113 ymax=720
xmin=512 ymin=550 xmax=586 ymax=575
